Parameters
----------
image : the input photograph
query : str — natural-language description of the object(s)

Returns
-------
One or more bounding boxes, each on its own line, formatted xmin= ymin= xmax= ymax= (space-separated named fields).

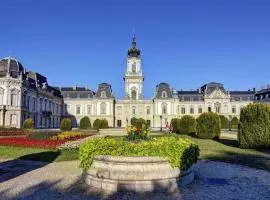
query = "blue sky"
xmin=0 ymin=0 xmax=269 ymax=98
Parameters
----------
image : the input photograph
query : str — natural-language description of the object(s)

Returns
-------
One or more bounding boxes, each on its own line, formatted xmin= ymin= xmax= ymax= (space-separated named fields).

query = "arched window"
xmin=162 ymin=91 xmax=167 ymax=98
xmin=132 ymin=62 xmax=136 ymax=73
xmin=132 ymin=106 xmax=136 ymax=115
xmin=131 ymin=88 xmax=137 ymax=100
xmin=190 ymin=106 xmax=194 ymax=114
xmin=161 ymin=103 xmax=168 ymax=114
xmin=101 ymin=91 xmax=106 ymax=98
xmin=224 ymin=104 xmax=228 ymax=114
xmin=181 ymin=106 xmax=185 ymax=114
xmin=100 ymin=102 xmax=106 ymax=115
xmin=0 ymin=88 xmax=4 ymax=105
xmin=177 ymin=105 xmax=180 ymax=114
xmin=10 ymin=89 xmax=18 ymax=106
xmin=214 ymin=102 xmax=221 ymax=113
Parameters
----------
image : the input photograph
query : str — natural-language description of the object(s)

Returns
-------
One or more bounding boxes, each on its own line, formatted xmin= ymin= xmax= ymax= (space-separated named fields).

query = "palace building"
xmin=0 ymin=36 xmax=265 ymax=129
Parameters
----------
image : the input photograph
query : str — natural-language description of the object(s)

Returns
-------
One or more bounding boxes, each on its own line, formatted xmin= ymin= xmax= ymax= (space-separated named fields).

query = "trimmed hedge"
xmin=238 ymin=103 xmax=270 ymax=148
xmin=23 ymin=118 xmax=35 ymax=129
xmin=130 ymin=117 xmax=137 ymax=126
xmin=26 ymin=131 xmax=58 ymax=140
xmin=80 ymin=116 xmax=91 ymax=129
xmin=93 ymin=119 xmax=109 ymax=130
xmin=179 ymin=115 xmax=196 ymax=134
xmin=134 ymin=118 xmax=148 ymax=130
xmin=60 ymin=118 xmax=72 ymax=132
xmin=196 ymin=112 xmax=221 ymax=139
xmin=219 ymin=115 xmax=228 ymax=129
xmin=171 ymin=118 xmax=180 ymax=133
xmin=79 ymin=136 xmax=199 ymax=170
xmin=230 ymin=116 xmax=239 ymax=129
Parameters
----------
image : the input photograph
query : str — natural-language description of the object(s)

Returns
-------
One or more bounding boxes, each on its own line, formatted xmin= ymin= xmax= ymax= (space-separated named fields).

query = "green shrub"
xmin=23 ymin=118 xmax=35 ymax=129
xmin=238 ymin=103 xmax=270 ymax=148
xmin=179 ymin=115 xmax=196 ymax=134
xmin=230 ymin=116 xmax=239 ymax=129
xmin=130 ymin=117 xmax=137 ymax=126
xmin=99 ymin=119 xmax=109 ymax=129
xmin=93 ymin=119 xmax=108 ymax=130
xmin=196 ymin=112 xmax=221 ymax=139
xmin=26 ymin=131 xmax=58 ymax=140
xmin=79 ymin=116 xmax=91 ymax=129
xmin=60 ymin=118 xmax=72 ymax=132
xmin=93 ymin=119 xmax=101 ymax=130
xmin=134 ymin=118 xmax=148 ymax=130
xmin=171 ymin=118 xmax=180 ymax=133
xmin=79 ymin=136 xmax=199 ymax=170
xmin=219 ymin=115 xmax=228 ymax=129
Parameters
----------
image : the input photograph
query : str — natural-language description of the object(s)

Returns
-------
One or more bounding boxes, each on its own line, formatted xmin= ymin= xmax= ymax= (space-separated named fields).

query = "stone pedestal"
xmin=84 ymin=155 xmax=194 ymax=192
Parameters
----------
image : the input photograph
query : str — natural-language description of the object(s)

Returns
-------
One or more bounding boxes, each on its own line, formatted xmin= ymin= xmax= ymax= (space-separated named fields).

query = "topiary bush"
xmin=79 ymin=136 xmax=199 ymax=171
xmin=23 ymin=118 xmax=35 ymax=129
xmin=219 ymin=115 xmax=228 ymax=129
xmin=238 ymin=103 xmax=270 ymax=148
xmin=99 ymin=119 xmax=109 ymax=129
xmin=171 ymin=118 xmax=180 ymax=133
xmin=196 ymin=112 xmax=221 ymax=139
xmin=179 ymin=115 xmax=196 ymax=135
xmin=230 ymin=116 xmax=239 ymax=129
xmin=80 ymin=116 xmax=91 ymax=129
xmin=60 ymin=118 xmax=72 ymax=132
xmin=93 ymin=119 xmax=101 ymax=130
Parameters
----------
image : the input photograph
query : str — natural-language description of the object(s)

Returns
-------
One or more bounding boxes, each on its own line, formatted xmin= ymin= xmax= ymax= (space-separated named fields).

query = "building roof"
xmin=155 ymin=82 xmax=173 ymax=98
xmin=127 ymin=35 xmax=140 ymax=58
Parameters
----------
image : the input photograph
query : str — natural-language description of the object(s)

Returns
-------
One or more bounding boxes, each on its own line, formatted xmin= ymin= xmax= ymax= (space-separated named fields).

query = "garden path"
xmin=0 ymin=159 xmax=269 ymax=200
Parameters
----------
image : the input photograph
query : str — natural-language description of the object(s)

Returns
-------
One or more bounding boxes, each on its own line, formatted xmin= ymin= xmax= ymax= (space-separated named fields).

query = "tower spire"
xmin=128 ymin=34 xmax=140 ymax=57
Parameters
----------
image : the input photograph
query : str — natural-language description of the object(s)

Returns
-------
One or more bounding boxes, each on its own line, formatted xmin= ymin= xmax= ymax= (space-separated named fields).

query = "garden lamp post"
xmin=0 ymin=105 xmax=7 ymax=127
xmin=160 ymin=115 xmax=162 ymax=132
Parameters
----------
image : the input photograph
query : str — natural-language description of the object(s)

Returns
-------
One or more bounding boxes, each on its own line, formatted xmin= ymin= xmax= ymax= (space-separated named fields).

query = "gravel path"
xmin=0 ymin=159 xmax=269 ymax=200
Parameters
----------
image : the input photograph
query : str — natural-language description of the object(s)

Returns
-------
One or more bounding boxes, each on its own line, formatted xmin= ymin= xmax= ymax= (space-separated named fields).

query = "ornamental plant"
xmin=196 ymin=112 xmax=221 ymax=139
xmin=179 ymin=115 xmax=196 ymax=135
xmin=219 ymin=115 xmax=228 ymax=129
xmin=79 ymin=136 xmax=200 ymax=170
xmin=171 ymin=118 xmax=180 ymax=133
xmin=80 ymin=116 xmax=91 ymax=129
xmin=23 ymin=118 xmax=35 ymax=129
xmin=238 ymin=103 xmax=270 ymax=148
xmin=60 ymin=118 xmax=72 ymax=131
xmin=230 ymin=116 xmax=239 ymax=129
xmin=51 ymin=132 xmax=85 ymax=141
xmin=126 ymin=124 xmax=149 ymax=140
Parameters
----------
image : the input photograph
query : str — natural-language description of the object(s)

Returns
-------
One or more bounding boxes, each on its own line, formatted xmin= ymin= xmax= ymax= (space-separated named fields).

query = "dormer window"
xmin=162 ymin=91 xmax=167 ymax=98
xmin=101 ymin=91 xmax=106 ymax=98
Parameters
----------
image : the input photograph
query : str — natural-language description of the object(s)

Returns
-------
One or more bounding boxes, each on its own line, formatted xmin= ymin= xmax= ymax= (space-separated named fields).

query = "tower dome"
xmin=127 ymin=34 xmax=140 ymax=57
xmin=0 ymin=56 xmax=24 ymax=78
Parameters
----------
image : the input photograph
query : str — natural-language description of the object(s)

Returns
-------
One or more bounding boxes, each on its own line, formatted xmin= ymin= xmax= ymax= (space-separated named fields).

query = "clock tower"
xmin=124 ymin=35 xmax=144 ymax=100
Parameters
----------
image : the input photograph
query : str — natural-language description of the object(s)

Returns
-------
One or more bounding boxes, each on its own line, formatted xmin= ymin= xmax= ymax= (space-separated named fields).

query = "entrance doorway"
xmin=117 ymin=120 xmax=122 ymax=127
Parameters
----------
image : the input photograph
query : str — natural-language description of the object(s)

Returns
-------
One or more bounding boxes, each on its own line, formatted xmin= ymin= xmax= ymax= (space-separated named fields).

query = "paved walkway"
xmin=0 ymin=159 xmax=269 ymax=200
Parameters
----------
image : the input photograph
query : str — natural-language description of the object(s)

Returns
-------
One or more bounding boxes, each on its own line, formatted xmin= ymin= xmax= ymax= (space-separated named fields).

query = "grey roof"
xmin=178 ymin=90 xmax=204 ymax=101
xmin=155 ymin=82 xmax=173 ymax=98
xmin=59 ymin=86 xmax=95 ymax=99
xmin=255 ymin=88 xmax=270 ymax=100
xmin=201 ymin=82 xmax=225 ymax=94
xmin=95 ymin=83 xmax=113 ymax=98
xmin=0 ymin=57 xmax=24 ymax=78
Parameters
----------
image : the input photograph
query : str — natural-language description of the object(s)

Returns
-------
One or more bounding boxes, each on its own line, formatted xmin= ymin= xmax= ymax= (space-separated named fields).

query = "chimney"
xmin=72 ymin=86 xmax=76 ymax=90
xmin=253 ymin=88 xmax=256 ymax=92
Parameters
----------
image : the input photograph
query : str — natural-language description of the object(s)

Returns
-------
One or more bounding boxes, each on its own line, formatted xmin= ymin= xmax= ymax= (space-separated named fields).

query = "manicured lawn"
xmin=0 ymin=134 xmax=269 ymax=171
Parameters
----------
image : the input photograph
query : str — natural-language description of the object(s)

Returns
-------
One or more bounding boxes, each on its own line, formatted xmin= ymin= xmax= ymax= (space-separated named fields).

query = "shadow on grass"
xmin=201 ymin=150 xmax=270 ymax=172
xmin=0 ymin=151 xmax=59 ymax=183
xmin=215 ymin=138 xmax=240 ymax=148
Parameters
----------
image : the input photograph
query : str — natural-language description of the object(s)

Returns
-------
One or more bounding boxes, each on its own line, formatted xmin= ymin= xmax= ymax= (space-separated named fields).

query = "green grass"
xmin=0 ymin=134 xmax=269 ymax=171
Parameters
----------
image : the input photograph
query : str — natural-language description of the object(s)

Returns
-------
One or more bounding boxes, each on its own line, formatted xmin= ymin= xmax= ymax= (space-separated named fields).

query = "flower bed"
xmin=0 ymin=127 xmax=32 ymax=136
xmin=0 ymin=135 xmax=87 ymax=149
xmin=80 ymin=136 xmax=199 ymax=170
xmin=51 ymin=132 xmax=86 ymax=141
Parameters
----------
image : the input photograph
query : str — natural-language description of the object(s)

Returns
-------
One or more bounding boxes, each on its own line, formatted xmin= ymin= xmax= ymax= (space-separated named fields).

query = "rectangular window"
xmin=181 ymin=107 xmax=185 ymax=114
xmin=32 ymin=97 xmax=36 ymax=112
xmin=190 ymin=107 xmax=194 ymax=114
xmin=11 ymin=94 xmax=17 ymax=106
xmin=76 ymin=105 xmax=81 ymax=115
xmin=147 ymin=108 xmax=150 ymax=115
xmin=208 ymin=107 xmax=211 ymax=112
xmin=11 ymin=114 xmax=17 ymax=125
xmin=198 ymin=107 xmax=202 ymax=114
xmin=87 ymin=105 xmax=92 ymax=115
xmin=232 ymin=107 xmax=236 ymax=114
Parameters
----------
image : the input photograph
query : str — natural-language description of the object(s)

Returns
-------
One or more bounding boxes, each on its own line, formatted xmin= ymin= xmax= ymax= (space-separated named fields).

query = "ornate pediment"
xmin=205 ymin=88 xmax=230 ymax=99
